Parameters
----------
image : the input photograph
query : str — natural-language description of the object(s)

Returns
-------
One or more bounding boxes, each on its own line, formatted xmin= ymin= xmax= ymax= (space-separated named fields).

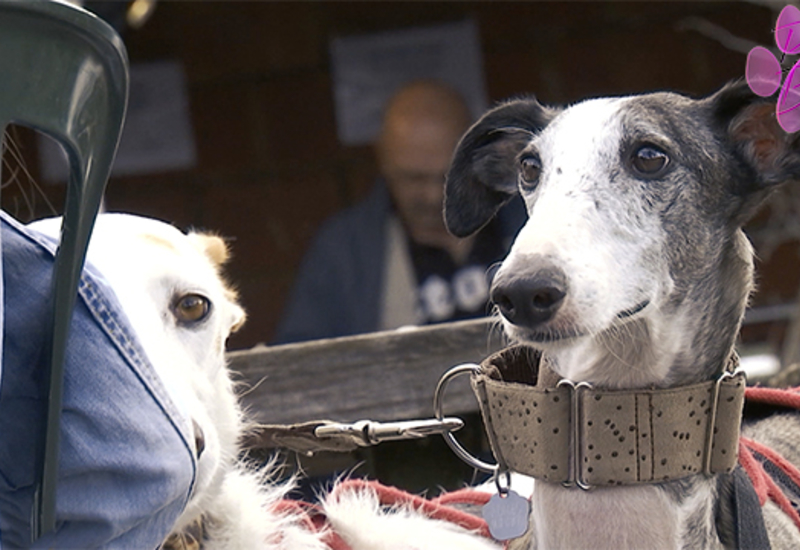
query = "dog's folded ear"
xmin=190 ymin=232 xmax=231 ymax=266
xmin=711 ymin=79 xmax=800 ymax=190
xmin=444 ymin=98 xmax=558 ymax=237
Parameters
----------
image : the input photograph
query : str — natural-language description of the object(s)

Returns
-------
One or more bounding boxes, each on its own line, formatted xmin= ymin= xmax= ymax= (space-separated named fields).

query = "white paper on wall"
xmin=330 ymin=19 xmax=488 ymax=146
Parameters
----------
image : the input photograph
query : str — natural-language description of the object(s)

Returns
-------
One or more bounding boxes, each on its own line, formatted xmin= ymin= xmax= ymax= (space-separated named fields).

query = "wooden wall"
xmin=6 ymin=1 xmax=794 ymax=351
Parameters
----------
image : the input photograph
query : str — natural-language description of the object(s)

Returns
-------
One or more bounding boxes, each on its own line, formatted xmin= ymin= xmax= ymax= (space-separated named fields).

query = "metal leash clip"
xmin=314 ymin=417 xmax=464 ymax=447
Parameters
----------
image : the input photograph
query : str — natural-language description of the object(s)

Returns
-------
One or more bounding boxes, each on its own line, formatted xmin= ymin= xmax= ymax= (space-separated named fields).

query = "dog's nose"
xmin=491 ymin=264 xmax=568 ymax=327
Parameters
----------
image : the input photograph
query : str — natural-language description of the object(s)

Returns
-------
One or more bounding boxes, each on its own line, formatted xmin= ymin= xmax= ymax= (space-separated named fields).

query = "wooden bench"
xmin=229 ymin=317 xmax=504 ymax=425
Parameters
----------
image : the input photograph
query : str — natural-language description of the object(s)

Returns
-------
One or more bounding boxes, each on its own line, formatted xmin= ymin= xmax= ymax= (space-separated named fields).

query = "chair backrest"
xmin=0 ymin=0 xmax=129 ymax=539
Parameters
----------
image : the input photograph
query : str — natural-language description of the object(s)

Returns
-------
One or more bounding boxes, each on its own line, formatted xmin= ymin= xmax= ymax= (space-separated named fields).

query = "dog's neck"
xmin=526 ymin=317 xmax=736 ymax=549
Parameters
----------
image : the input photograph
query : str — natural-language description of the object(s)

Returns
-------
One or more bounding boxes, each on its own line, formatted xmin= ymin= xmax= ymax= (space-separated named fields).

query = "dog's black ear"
xmin=710 ymin=79 xmax=800 ymax=189
xmin=444 ymin=98 xmax=558 ymax=237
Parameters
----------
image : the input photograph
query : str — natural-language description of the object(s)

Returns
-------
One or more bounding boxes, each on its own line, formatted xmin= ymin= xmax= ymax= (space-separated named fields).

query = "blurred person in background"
xmin=275 ymin=80 xmax=523 ymax=344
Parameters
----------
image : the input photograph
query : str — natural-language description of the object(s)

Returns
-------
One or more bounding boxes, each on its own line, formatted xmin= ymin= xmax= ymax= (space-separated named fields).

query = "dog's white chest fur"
xmin=532 ymin=483 xmax=683 ymax=549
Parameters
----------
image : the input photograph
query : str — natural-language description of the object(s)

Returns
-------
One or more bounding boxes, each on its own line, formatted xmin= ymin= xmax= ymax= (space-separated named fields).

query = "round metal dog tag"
xmin=482 ymin=489 xmax=530 ymax=541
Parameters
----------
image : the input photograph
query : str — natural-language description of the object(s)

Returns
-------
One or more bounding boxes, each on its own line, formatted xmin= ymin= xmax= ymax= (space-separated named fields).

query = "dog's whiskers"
xmin=595 ymin=319 xmax=654 ymax=375
xmin=487 ymin=310 xmax=509 ymax=350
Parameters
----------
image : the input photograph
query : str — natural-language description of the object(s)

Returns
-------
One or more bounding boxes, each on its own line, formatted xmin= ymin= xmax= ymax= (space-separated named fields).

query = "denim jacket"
xmin=0 ymin=212 xmax=194 ymax=548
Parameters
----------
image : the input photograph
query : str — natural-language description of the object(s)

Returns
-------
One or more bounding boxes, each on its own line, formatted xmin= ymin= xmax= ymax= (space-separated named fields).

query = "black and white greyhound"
xmin=444 ymin=80 xmax=800 ymax=549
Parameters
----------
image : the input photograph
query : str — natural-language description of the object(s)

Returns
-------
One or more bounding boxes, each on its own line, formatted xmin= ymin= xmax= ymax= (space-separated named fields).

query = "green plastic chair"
xmin=0 ymin=0 xmax=129 ymax=539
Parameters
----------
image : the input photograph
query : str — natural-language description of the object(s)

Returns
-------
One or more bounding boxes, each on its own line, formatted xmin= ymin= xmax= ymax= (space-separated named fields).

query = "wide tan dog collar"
xmin=470 ymin=346 xmax=746 ymax=489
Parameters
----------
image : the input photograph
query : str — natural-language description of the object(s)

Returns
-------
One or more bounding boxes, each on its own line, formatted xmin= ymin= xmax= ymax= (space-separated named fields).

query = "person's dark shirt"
xmin=409 ymin=220 xmax=503 ymax=324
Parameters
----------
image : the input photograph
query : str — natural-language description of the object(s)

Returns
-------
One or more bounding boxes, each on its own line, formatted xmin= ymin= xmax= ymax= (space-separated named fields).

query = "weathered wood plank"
xmin=228 ymin=318 xmax=505 ymax=424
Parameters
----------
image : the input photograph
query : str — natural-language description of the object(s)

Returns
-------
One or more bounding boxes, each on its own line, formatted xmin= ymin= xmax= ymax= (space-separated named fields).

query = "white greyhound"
xmin=30 ymin=213 xmax=500 ymax=549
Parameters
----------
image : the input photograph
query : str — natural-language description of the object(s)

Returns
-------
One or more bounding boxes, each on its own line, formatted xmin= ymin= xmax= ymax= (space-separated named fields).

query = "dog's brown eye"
xmin=631 ymin=145 xmax=669 ymax=176
xmin=173 ymin=293 xmax=211 ymax=324
xmin=519 ymin=155 xmax=541 ymax=189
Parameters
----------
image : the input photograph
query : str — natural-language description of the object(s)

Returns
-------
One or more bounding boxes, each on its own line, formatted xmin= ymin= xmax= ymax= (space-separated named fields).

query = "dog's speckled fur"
xmin=445 ymin=81 xmax=800 ymax=548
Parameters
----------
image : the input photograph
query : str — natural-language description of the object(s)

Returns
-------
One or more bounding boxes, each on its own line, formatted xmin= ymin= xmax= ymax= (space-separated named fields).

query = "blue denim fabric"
xmin=0 ymin=212 xmax=195 ymax=548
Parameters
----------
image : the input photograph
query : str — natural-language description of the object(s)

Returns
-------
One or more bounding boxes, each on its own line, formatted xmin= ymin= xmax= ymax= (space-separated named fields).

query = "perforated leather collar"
xmin=472 ymin=346 xmax=746 ymax=488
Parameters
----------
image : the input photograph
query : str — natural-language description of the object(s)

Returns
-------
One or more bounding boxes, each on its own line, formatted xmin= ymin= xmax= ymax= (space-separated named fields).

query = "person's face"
xmin=379 ymin=119 xmax=464 ymax=248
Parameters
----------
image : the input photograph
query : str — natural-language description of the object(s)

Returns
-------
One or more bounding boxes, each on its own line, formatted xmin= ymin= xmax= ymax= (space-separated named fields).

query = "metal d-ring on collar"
xmin=434 ymin=363 xmax=500 ymax=474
